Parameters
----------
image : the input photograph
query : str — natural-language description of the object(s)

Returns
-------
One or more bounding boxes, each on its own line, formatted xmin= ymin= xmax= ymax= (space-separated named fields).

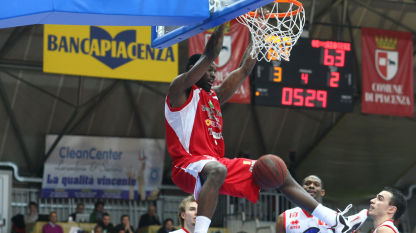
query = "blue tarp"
xmin=0 ymin=0 xmax=209 ymax=28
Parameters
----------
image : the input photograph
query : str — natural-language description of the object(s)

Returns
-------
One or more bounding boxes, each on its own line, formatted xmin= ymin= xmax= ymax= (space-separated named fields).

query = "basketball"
xmin=253 ymin=154 xmax=288 ymax=190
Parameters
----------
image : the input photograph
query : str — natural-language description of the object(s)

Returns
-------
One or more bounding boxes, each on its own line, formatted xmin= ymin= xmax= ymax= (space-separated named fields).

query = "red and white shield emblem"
xmin=375 ymin=49 xmax=398 ymax=81
xmin=205 ymin=34 xmax=232 ymax=67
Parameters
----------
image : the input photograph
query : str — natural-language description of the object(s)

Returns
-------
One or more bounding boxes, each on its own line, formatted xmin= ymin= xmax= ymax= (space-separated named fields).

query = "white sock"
xmin=311 ymin=204 xmax=337 ymax=226
xmin=194 ymin=216 xmax=211 ymax=233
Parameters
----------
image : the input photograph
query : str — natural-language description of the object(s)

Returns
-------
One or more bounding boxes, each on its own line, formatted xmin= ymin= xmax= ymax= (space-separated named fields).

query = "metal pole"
xmin=0 ymin=26 xmax=32 ymax=57
xmin=308 ymin=0 xmax=316 ymax=33
xmin=43 ymin=109 xmax=79 ymax=162
xmin=0 ymin=77 xmax=34 ymax=172
xmin=351 ymin=0 xmax=416 ymax=33
xmin=0 ymin=69 xmax=76 ymax=108
xmin=346 ymin=3 xmax=362 ymax=93
xmin=68 ymin=81 xmax=120 ymax=132
xmin=251 ymin=106 xmax=267 ymax=155
xmin=133 ymin=81 xmax=167 ymax=97
xmin=123 ymin=81 xmax=145 ymax=137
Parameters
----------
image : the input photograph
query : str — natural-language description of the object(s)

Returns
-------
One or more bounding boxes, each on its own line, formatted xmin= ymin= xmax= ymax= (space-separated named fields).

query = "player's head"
xmin=186 ymin=54 xmax=216 ymax=92
xmin=369 ymin=187 xmax=406 ymax=220
xmin=302 ymin=175 xmax=325 ymax=203
xmin=178 ymin=196 xmax=197 ymax=228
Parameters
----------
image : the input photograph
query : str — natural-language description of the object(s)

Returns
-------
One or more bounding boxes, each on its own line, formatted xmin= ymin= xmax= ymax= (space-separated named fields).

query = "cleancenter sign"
xmin=43 ymin=25 xmax=178 ymax=82
xmin=41 ymin=135 xmax=165 ymax=200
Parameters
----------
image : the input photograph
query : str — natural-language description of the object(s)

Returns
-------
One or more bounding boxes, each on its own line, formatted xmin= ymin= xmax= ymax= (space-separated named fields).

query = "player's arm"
xmin=168 ymin=24 xmax=225 ymax=108
xmin=213 ymin=35 xmax=256 ymax=105
xmin=376 ymin=226 xmax=396 ymax=233
xmin=276 ymin=213 xmax=286 ymax=233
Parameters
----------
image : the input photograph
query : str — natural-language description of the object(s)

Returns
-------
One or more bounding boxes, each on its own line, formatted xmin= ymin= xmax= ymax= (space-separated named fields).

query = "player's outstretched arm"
xmin=214 ymin=35 xmax=256 ymax=105
xmin=276 ymin=213 xmax=286 ymax=233
xmin=168 ymin=24 xmax=225 ymax=108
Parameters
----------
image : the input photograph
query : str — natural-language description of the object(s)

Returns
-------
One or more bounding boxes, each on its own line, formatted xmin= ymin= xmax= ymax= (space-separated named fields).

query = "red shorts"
xmin=171 ymin=155 xmax=260 ymax=203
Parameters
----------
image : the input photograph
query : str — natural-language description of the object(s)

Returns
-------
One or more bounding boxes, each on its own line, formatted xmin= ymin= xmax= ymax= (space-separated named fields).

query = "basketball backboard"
xmin=151 ymin=0 xmax=275 ymax=49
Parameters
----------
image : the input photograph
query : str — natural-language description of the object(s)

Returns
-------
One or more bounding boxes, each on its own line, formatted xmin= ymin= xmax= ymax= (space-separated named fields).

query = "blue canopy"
xmin=0 ymin=0 xmax=209 ymax=28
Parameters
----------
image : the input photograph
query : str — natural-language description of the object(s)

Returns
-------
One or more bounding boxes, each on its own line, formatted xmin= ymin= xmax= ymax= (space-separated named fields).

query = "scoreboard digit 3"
xmin=253 ymin=37 xmax=354 ymax=112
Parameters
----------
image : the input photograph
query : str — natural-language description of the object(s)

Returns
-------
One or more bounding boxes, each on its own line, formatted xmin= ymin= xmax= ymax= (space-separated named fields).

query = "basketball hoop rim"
xmin=245 ymin=0 xmax=303 ymax=19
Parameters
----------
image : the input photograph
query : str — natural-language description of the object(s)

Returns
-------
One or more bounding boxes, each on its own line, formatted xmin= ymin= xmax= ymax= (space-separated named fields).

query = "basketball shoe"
xmin=331 ymin=204 xmax=368 ymax=233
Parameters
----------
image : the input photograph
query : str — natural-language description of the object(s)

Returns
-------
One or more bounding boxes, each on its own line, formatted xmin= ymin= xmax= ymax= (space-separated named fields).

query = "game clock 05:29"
xmin=252 ymin=37 xmax=355 ymax=112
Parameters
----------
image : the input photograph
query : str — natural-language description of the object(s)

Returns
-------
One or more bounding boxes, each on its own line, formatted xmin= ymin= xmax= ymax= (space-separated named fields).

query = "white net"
xmin=236 ymin=0 xmax=305 ymax=62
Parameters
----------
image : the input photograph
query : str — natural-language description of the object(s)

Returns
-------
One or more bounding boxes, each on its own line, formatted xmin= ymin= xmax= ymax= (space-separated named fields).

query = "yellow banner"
xmin=43 ymin=25 xmax=178 ymax=82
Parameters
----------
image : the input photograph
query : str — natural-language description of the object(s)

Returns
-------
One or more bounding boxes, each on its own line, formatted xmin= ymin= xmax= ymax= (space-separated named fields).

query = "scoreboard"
xmin=252 ymin=37 xmax=354 ymax=112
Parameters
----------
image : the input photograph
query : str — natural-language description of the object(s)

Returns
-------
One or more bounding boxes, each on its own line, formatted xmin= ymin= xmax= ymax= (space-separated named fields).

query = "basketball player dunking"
xmin=165 ymin=24 xmax=367 ymax=233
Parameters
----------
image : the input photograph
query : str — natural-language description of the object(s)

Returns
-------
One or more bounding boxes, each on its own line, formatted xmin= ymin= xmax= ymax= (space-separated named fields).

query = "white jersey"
xmin=284 ymin=207 xmax=331 ymax=233
xmin=171 ymin=228 xmax=190 ymax=233
xmin=374 ymin=220 xmax=399 ymax=233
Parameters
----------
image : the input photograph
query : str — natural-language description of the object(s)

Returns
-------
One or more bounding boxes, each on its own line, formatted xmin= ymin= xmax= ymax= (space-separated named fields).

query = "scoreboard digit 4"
xmin=253 ymin=37 xmax=354 ymax=112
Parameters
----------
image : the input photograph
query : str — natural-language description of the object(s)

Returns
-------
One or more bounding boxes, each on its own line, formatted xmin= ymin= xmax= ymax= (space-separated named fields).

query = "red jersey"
xmin=165 ymin=85 xmax=225 ymax=161
xmin=374 ymin=220 xmax=399 ymax=233
xmin=165 ymin=85 xmax=260 ymax=203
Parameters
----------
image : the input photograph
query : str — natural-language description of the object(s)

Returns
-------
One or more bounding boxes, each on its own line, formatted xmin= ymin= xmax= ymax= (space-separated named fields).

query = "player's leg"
xmin=278 ymin=165 xmax=368 ymax=233
xmin=279 ymin=172 xmax=336 ymax=224
xmin=195 ymin=161 xmax=227 ymax=233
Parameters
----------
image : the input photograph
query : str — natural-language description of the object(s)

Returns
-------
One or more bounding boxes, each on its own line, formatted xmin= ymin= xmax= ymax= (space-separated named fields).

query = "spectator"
xmin=42 ymin=211 xmax=63 ymax=233
xmin=98 ymin=213 xmax=115 ymax=233
xmin=157 ymin=218 xmax=175 ymax=233
xmin=94 ymin=225 xmax=104 ymax=233
xmin=69 ymin=203 xmax=84 ymax=221
xmin=138 ymin=205 xmax=160 ymax=229
xmin=115 ymin=215 xmax=134 ymax=233
xmin=11 ymin=214 xmax=25 ymax=233
xmin=90 ymin=201 xmax=105 ymax=223
xmin=24 ymin=202 xmax=39 ymax=225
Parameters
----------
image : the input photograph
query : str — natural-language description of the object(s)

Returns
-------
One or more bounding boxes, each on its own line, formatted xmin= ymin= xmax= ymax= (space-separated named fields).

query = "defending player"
xmin=277 ymin=175 xmax=342 ymax=233
xmin=165 ymin=24 xmax=367 ymax=233
xmin=171 ymin=196 xmax=198 ymax=233
xmin=368 ymin=187 xmax=406 ymax=233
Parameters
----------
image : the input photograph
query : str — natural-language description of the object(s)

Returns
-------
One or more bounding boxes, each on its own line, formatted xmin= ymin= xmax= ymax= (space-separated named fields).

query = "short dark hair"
xmin=120 ymin=214 xmax=129 ymax=222
xmin=302 ymin=175 xmax=324 ymax=188
xmin=29 ymin=201 xmax=38 ymax=208
xmin=163 ymin=218 xmax=174 ymax=226
xmin=103 ymin=213 xmax=110 ymax=218
xmin=95 ymin=200 xmax=104 ymax=209
xmin=383 ymin=187 xmax=407 ymax=220
xmin=49 ymin=211 xmax=57 ymax=218
xmin=186 ymin=54 xmax=202 ymax=71
xmin=94 ymin=225 xmax=103 ymax=232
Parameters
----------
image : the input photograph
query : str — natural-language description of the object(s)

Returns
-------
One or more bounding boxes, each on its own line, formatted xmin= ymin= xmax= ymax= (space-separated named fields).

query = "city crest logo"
xmin=374 ymin=36 xmax=398 ymax=81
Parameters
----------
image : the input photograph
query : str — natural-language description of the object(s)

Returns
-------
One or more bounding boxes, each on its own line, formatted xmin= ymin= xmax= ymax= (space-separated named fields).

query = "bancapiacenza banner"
xmin=44 ymin=25 xmax=178 ymax=82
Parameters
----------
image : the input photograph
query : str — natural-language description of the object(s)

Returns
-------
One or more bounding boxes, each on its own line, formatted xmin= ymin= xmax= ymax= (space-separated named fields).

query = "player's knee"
xmin=211 ymin=163 xmax=227 ymax=181
xmin=203 ymin=162 xmax=227 ymax=184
